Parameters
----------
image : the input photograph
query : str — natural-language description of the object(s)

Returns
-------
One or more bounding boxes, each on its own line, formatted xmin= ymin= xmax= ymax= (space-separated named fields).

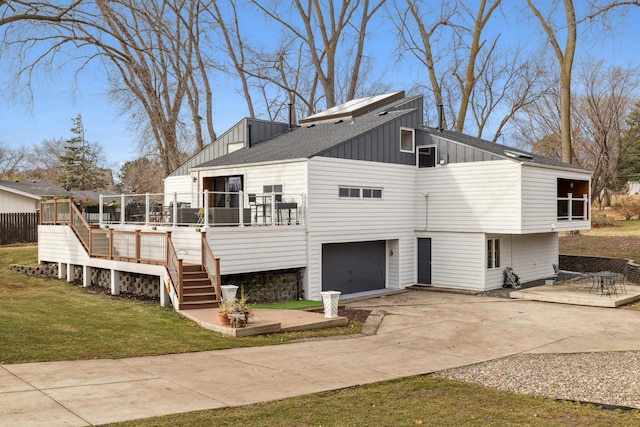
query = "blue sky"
xmin=1 ymin=3 xmax=639 ymax=175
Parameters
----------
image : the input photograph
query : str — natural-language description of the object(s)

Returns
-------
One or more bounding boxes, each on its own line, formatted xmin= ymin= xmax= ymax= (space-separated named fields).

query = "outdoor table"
xmin=588 ymin=272 xmax=618 ymax=296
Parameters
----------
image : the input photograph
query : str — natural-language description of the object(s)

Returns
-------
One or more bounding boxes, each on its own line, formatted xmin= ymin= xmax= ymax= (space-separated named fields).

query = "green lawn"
xmin=560 ymin=219 xmax=640 ymax=262
xmin=4 ymin=242 xmax=640 ymax=426
xmin=0 ymin=246 xmax=360 ymax=364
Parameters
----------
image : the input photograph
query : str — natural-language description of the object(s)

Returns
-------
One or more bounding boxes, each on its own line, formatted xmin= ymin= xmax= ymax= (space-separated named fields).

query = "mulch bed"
xmin=338 ymin=308 xmax=371 ymax=323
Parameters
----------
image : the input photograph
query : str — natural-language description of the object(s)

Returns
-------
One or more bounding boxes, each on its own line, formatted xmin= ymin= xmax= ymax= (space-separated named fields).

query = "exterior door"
xmin=322 ymin=241 xmax=386 ymax=294
xmin=417 ymin=238 xmax=432 ymax=285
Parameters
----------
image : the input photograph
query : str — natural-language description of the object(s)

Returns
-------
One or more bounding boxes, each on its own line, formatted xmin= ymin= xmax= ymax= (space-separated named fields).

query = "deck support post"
xmin=82 ymin=265 xmax=92 ymax=288
xmin=110 ymin=269 xmax=121 ymax=295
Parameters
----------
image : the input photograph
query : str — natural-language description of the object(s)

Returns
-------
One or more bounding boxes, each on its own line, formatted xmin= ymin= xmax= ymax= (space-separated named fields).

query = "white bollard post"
xmin=321 ymin=291 xmax=341 ymax=318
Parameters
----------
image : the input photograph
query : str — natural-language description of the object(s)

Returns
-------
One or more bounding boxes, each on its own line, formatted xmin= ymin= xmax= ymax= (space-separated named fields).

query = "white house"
xmin=164 ymin=91 xmax=591 ymax=299
xmin=38 ymin=92 xmax=591 ymax=306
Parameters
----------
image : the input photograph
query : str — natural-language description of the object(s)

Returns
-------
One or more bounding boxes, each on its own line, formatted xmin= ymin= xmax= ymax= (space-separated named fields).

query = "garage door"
xmin=322 ymin=241 xmax=386 ymax=294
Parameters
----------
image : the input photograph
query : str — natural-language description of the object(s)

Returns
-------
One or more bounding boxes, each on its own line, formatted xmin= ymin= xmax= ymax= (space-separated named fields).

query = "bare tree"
xmin=527 ymin=0 xmax=577 ymax=164
xmin=394 ymin=0 xmax=546 ymax=140
xmin=0 ymin=141 xmax=25 ymax=179
xmin=22 ymin=137 xmax=66 ymax=183
xmin=0 ymin=0 xmax=81 ymax=26
xmin=572 ymin=60 xmax=640 ymax=202
xmin=249 ymin=0 xmax=387 ymax=114
xmin=117 ymin=157 xmax=164 ymax=193
xmin=1 ymin=0 xmax=218 ymax=176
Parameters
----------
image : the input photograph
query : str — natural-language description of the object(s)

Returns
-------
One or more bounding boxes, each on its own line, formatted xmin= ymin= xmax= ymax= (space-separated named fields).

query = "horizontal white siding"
xmin=522 ymin=165 xmax=591 ymax=233
xmin=306 ymin=157 xmax=417 ymax=299
xmin=164 ymin=176 xmax=194 ymax=205
xmin=196 ymin=160 xmax=308 ymax=196
xmin=415 ymin=231 xmax=485 ymax=290
xmin=416 ymin=160 xmax=522 ymax=233
xmin=510 ymin=233 xmax=558 ymax=282
xmin=39 ymin=225 xmax=91 ymax=265
xmin=0 ymin=192 xmax=38 ymax=213
xmin=207 ymin=227 xmax=307 ymax=275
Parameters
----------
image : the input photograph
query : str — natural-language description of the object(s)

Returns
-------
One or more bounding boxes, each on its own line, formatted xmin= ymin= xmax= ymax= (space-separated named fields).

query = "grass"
xmin=560 ymin=219 xmax=640 ymax=262
xmin=106 ymin=376 xmax=640 ymax=427
xmin=0 ymin=246 xmax=361 ymax=364
xmin=5 ymin=238 xmax=640 ymax=426
xmin=252 ymin=300 xmax=323 ymax=310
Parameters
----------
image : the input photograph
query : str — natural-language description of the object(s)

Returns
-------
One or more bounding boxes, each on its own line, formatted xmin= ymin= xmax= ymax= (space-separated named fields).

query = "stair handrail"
xmin=67 ymin=199 xmax=92 ymax=252
xmin=166 ymin=231 xmax=183 ymax=303
xmin=201 ymin=231 xmax=221 ymax=301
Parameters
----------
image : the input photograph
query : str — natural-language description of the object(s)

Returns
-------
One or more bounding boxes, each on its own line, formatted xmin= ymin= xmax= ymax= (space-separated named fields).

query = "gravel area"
xmin=433 ymin=351 xmax=640 ymax=409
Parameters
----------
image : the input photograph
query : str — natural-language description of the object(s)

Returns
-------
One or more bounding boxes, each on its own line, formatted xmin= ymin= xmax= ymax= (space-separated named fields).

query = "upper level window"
xmin=418 ymin=146 xmax=437 ymax=168
xmin=339 ymin=186 xmax=382 ymax=199
xmin=400 ymin=127 xmax=415 ymax=153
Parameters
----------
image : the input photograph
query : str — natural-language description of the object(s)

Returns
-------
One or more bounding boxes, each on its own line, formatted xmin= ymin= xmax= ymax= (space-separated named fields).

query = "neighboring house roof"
xmin=0 ymin=180 xmax=118 ymax=203
xmin=0 ymin=180 xmax=69 ymax=200
xmin=193 ymin=96 xmax=420 ymax=169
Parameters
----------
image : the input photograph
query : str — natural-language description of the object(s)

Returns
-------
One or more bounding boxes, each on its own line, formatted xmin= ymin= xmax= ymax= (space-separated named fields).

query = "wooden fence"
xmin=0 ymin=212 xmax=39 ymax=245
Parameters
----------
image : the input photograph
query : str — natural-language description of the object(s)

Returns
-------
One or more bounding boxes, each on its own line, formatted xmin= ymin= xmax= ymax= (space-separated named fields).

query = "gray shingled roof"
xmin=0 ymin=180 xmax=119 ymax=202
xmin=193 ymin=99 xmax=419 ymax=169
xmin=0 ymin=180 xmax=69 ymax=197
xmin=422 ymin=128 xmax=590 ymax=172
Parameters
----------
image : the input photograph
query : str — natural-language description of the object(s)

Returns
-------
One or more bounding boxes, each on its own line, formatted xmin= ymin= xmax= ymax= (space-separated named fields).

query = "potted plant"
xmin=229 ymin=288 xmax=254 ymax=328
xmin=217 ymin=299 xmax=233 ymax=325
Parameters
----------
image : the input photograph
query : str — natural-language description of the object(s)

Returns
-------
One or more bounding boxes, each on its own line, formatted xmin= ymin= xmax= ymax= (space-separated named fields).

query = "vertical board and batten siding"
xmin=169 ymin=119 xmax=290 ymax=177
xmin=206 ymin=227 xmax=307 ymax=275
xmin=417 ymin=132 xmax=503 ymax=164
xmin=416 ymin=160 xmax=522 ymax=233
xmin=316 ymin=111 xmax=422 ymax=166
xmin=305 ymin=157 xmax=417 ymax=299
xmin=521 ymin=165 xmax=592 ymax=233
xmin=417 ymin=231 xmax=486 ymax=290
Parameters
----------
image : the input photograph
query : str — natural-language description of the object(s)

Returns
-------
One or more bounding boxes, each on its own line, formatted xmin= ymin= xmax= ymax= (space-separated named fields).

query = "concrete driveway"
xmin=3 ymin=290 xmax=640 ymax=426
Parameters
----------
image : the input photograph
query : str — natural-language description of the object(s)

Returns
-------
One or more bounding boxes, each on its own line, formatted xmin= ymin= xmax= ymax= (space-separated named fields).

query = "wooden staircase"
xmin=180 ymin=264 xmax=219 ymax=309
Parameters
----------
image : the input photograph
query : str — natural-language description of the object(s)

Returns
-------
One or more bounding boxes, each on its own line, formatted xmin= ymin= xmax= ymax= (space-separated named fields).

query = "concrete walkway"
xmin=4 ymin=290 xmax=640 ymax=426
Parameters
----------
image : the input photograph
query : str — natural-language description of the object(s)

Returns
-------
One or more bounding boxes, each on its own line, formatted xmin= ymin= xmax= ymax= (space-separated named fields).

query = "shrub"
xmin=615 ymin=195 xmax=640 ymax=220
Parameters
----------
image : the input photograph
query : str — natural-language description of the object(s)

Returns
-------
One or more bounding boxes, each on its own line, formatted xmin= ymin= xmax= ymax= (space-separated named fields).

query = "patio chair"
xmin=552 ymin=263 xmax=588 ymax=283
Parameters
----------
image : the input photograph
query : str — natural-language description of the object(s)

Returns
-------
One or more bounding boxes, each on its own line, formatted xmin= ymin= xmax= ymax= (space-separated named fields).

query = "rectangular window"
xmin=400 ymin=127 xmax=415 ymax=153
xmin=339 ymin=186 xmax=382 ymax=199
xmin=487 ymin=238 xmax=501 ymax=269
xmin=418 ymin=146 xmax=437 ymax=168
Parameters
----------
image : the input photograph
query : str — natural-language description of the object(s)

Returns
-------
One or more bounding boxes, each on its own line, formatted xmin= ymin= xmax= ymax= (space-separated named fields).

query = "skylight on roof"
xmin=298 ymin=91 xmax=405 ymax=125
xmin=504 ymin=150 xmax=533 ymax=160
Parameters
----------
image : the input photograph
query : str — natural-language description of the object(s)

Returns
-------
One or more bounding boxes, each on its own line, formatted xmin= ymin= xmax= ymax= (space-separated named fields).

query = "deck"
xmin=509 ymin=281 xmax=640 ymax=308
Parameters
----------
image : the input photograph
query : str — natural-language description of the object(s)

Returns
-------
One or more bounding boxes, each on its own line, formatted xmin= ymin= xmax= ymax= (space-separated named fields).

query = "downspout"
xmin=423 ymin=193 xmax=429 ymax=230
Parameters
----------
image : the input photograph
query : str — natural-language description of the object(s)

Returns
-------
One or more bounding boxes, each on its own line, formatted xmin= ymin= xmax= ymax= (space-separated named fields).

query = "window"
xmin=418 ymin=146 xmax=437 ymax=168
xmin=400 ymin=127 xmax=415 ymax=153
xmin=263 ymin=184 xmax=283 ymax=202
xmin=339 ymin=186 xmax=382 ymax=199
xmin=487 ymin=238 xmax=501 ymax=269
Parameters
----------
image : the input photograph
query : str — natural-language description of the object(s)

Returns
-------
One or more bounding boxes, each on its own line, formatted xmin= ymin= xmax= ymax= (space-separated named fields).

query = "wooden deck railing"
xmin=40 ymin=199 xmax=224 ymax=305
xmin=201 ymin=232 xmax=221 ymax=301
xmin=167 ymin=231 xmax=184 ymax=303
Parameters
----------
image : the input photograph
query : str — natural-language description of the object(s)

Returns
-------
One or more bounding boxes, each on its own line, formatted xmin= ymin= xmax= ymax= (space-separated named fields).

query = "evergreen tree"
xmin=59 ymin=114 xmax=106 ymax=191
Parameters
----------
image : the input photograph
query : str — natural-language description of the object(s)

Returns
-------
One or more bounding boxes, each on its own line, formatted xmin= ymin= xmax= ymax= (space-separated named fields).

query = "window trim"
xmin=417 ymin=145 xmax=438 ymax=168
xmin=487 ymin=238 xmax=501 ymax=269
xmin=400 ymin=127 xmax=415 ymax=153
xmin=338 ymin=186 xmax=383 ymax=199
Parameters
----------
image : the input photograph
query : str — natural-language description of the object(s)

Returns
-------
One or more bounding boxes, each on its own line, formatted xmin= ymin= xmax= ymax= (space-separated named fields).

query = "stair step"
xmin=182 ymin=286 xmax=217 ymax=296
xmin=180 ymin=300 xmax=218 ymax=310
xmin=183 ymin=264 xmax=205 ymax=273
xmin=183 ymin=293 xmax=217 ymax=303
